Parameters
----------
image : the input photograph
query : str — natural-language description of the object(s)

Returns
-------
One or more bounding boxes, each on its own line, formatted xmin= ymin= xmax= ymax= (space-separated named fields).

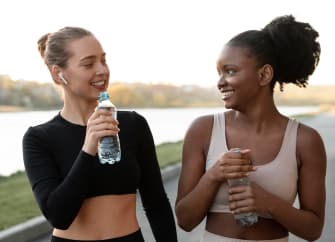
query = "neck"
xmin=232 ymin=96 xmax=284 ymax=132
xmin=61 ymin=98 xmax=98 ymax=126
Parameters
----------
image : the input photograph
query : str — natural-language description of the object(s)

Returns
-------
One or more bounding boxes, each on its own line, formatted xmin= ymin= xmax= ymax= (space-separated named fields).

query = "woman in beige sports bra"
xmin=175 ymin=15 xmax=326 ymax=242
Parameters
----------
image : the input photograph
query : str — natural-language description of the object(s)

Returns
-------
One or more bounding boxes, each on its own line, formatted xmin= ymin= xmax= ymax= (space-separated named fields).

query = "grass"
xmin=0 ymin=141 xmax=183 ymax=231
xmin=0 ymin=171 xmax=41 ymax=231
xmin=156 ymin=140 xmax=183 ymax=168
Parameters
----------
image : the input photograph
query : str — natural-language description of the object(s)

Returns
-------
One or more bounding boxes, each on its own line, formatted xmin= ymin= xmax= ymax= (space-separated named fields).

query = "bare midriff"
xmin=206 ymin=212 xmax=288 ymax=240
xmin=53 ymin=194 xmax=139 ymax=240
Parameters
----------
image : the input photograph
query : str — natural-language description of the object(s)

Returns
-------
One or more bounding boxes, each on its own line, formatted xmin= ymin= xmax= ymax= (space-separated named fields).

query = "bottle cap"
xmin=98 ymin=92 xmax=110 ymax=102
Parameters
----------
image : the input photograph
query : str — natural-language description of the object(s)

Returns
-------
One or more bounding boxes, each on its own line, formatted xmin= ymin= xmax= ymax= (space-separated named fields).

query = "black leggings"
xmin=51 ymin=229 xmax=145 ymax=242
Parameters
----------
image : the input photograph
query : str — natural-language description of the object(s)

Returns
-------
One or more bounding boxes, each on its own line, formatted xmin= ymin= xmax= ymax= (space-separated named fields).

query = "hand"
xmin=82 ymin=109 xmax=120 ymax=156
xmin=229 ymin=182 xmax=270 ymax=215
xmin=208 ymin=149 xmax=255 ymax=183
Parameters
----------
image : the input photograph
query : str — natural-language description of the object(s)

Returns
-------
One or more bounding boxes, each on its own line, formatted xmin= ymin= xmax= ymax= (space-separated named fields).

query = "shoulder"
xmin=186 ymin=111 xmax=227 ymax=137
xmin=296 ymin=121 xmax=326 ymax=167
xmin=188 ymin=114 xmax=214 ymax=132
xmin=118 ymin=110 xmax=148 ymax=126
xmin=296 ymin=121 xmax=324 ymax=148
xmin=183 ymin=113 xmax=216 ymax=145
xmin=23 ymin=114 xmax=60 ymax=140
xmin=117 ymin=110 xmax=153 ymax=141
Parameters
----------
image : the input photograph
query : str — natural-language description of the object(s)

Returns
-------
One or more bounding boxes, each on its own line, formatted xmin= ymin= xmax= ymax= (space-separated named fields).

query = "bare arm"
xmin=271 ymin=124 xmax=326 ymax=240
xmin=175 ymin=115 xmax=253 ymax=231
xmin=175 ymin=115 xmax=219 ymax=231
xmin=233 ymin=124 xmax=327 ymax=241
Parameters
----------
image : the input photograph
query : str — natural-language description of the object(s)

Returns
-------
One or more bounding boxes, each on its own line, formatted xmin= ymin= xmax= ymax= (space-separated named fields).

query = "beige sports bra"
xmin=206 ymin=112 xmax=299 ymax=217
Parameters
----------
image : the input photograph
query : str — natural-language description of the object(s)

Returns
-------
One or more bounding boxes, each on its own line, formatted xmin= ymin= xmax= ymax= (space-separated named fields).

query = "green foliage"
xmin=0 ymin=76 xmax=222 ymax=110
xmin=156 ymin=141 xmax=183 ymax=168
xmin=0 ymin=141 xmax=183 ymax=231
xmin=0 ymin=171 xmax=40 ymax=230
xmin=1 ymin=74 xmax=334 ymax=111
xmin=274 ymin=84 xmax=335 ymax=106
xmin=108 ymin=82 xmax=222 ymax=108
xmin=0 ymin=75 xmax=63 ymax=110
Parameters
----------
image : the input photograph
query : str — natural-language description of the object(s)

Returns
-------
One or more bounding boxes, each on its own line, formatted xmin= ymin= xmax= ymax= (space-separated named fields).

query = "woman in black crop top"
xmin=175 ymin=15 xmax=326 ymax=241
xmin=22 ymin=26 xmax=177 ymax=242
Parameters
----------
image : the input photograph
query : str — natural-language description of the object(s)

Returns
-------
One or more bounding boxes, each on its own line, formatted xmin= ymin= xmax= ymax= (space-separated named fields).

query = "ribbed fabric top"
xmin=206 ymin=112 xmax=299 ymax=218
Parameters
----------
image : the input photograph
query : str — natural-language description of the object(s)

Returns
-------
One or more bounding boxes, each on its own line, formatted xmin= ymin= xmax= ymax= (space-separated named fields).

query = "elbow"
xmin=175 ymin=206 xmax=198 ymax=232
xmin=49 ymin=219 xmax=71 ymax=230
xmin=302 ymin=234 xmax=321 ymax=242
xmin=303 ymin=229 xmax=323 ymax=242
xmin=42 ymin=209 xmax=73 ymax=230
xmin=46 ymin=214 xmax=72 ymax=230
xmin=176 ymin=219 xmax=196 ymax=232
xmin=299 ymin=221 xmax=324 ymax=242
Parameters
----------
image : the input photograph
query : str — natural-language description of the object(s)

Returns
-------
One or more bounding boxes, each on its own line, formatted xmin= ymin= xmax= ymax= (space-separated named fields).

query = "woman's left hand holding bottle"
xmin=82 ymin=109 xmax=120 ymax=156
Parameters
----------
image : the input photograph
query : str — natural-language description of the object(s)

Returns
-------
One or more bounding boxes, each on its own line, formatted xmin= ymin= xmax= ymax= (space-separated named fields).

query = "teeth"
xmin=222 ymin=90 xmax=234 ymax=99
xmin=92 ymin=81 xmax=105 ymax=86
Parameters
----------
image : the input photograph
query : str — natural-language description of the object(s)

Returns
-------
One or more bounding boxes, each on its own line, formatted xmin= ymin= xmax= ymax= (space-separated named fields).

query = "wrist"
xmin=205 ymin=169 xmax=223 ymax=185
xmin=82 ymin=144 xmax=97 ymax=156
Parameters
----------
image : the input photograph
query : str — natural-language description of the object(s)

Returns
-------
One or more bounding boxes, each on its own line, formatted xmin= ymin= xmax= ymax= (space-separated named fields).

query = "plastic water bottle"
xmin=96 ymin=91 xmax=121 ymax=164
xmin=227 ymin=148 xmax=258 ymax=227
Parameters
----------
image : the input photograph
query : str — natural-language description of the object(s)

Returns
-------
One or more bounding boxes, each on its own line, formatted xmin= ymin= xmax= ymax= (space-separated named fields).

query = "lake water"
xmin=0 ymin=106 xmax=318 ymax=176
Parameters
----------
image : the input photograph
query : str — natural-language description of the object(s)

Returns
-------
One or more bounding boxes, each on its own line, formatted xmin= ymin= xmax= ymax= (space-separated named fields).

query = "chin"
xmin=224 ymin=102 xmax=239 ymax=111
xmin=223 ymin=101 xmax=232 ymax=109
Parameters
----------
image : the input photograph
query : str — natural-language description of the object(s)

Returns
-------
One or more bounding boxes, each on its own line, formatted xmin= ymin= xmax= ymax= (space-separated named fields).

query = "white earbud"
xmin=58 ymin=72 xmax=68 ymax=85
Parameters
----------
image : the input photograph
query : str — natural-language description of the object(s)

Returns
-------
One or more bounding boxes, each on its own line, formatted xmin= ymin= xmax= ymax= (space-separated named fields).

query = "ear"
xmin=51 ymin=66 xmax=65 ymax=85
xmin=258 ymin=64 xmax=273 ymax=86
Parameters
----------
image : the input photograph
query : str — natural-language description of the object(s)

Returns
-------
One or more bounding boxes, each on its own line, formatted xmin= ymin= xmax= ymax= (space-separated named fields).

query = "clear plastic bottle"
xmin=96 ymin=91 xmax=121 ymax=164
xmin=227 ymin=148 xmax=258 ymax=227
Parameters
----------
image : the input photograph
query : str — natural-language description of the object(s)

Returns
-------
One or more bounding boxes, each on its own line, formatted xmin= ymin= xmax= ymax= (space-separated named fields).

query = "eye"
xmin=82 ymin=63 xmax=94 ymax=68
xmin=226 ymin=69 xmax=236 ymax=76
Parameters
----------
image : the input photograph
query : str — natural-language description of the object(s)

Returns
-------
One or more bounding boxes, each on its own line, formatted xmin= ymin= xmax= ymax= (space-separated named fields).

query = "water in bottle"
xmin=227 ymin=148 xmax=258 ymax=227
xmin=96 ymin=91 xmax=121 ymax=164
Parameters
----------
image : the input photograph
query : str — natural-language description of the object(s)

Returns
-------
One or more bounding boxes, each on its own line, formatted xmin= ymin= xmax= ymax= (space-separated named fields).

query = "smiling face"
xmin=60 ymin=35 xmax=110 ymax=101
xmin=216 ymin=45 xmax=264 ymax=110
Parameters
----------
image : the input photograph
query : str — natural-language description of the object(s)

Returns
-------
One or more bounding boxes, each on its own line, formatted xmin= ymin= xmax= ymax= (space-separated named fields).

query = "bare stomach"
xmin=206 ymin=212 xmax=288 ymax=240
xmin=53 ymin=194 xmax=139 ymax=240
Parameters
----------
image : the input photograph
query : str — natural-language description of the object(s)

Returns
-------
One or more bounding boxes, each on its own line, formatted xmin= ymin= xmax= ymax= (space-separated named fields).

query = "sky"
xmin=0 ymin=0 xmax=333 ymax=87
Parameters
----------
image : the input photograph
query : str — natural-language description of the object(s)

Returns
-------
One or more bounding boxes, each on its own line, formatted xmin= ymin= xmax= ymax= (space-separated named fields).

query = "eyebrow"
xmin=218 ymin=64 xmax=238 ymax=69
xmin=80 ymin=53 xmax=106 ymax=62
xmin=80 ymin=56 xmax=96 ymax=62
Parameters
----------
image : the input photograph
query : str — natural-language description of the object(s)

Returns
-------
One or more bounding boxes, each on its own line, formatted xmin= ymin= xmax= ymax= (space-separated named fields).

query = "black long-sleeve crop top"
xmin=22 ymin=111 xmax=177 ymax=241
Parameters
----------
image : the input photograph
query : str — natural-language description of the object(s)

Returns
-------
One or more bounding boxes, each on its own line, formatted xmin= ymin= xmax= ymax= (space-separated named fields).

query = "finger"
xmin=239 ymin=149 xmax=251 ymax=155
xmin=229 ymin=197 xmax=254 ymax=212
xmin=220 ymin=156 xmax=253 ymax=166
xmin=95 ymin=130 xmax=119 ymax=140
xmin=97 ymin=115 xmax=119 ymax=125
xmin=94 ymin=122 xmax=120 ymax=133
xmin=92 ymin=108 xmax=112 ymax=118
xmin=229 ymin=187 xmax=249 ymax=200
xmin=89 ymin=115 xmax=119 ymax=128
xmin=230 ymin=205 xmax=254 ymax=214
xmin=92 ymin=109 xmax=120 ymax=124
xmin=219 ymin=163 xmax=254 ymax=173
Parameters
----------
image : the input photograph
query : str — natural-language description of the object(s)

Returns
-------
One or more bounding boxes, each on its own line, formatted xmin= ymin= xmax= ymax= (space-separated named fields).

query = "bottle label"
xmin=98 ymin=136 xmax=121 ymax=164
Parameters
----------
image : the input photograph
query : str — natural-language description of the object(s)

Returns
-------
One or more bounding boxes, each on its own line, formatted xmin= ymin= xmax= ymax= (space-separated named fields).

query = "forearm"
xmin=144 ymin=197 xmax=177 ymax=242
xmin=31 ymin=151 xmax=95 ymax=229
xmin=176 ymin=171 xmax=221 ymax=231
xmin=268 ymin=195 xmax=324 ymax=241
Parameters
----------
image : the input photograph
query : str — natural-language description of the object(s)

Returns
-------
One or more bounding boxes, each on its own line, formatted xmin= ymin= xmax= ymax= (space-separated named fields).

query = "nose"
xmin=217 ymin=74 xmax=227 ymax=90
xmin=96 ymin=62 xmax=109 ymax=75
